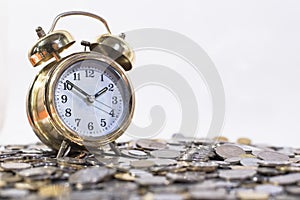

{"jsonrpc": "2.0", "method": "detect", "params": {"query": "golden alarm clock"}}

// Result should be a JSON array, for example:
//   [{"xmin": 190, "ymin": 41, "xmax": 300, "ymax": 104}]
[{"xmin": 26, "ymin": 11, "xmax": 135, "ymax": 157}]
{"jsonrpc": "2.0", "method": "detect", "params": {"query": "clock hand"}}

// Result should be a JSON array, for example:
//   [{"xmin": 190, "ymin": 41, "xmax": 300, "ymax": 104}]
[
  {"xmin": 93, "ymin": 99, "xmax": 114, "ymax": 116},
  {"xmin": 94, "ymin": 99, "xmax": 113, "ymax": 110},
  {"xmin": 94, "ymin": 87, "xmax": 108, "ymax": 98},
  {"xmin": 93, "ymin": 104, "xmax": 112, "ymax": 115},
  {"xmin": 66, "ymin": 80, "xmax": 90, "ymax": 98}
]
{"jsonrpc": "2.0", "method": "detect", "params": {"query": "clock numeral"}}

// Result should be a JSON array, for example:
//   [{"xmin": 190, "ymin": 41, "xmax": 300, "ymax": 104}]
[
  {"xmin": 75, "ymin": 118, "xmax": 81, "ymax": 127},
  {"xmin": 108, "ymin": 83, "xmax": 114, "ymax": 91},
  {"xmin": 73, "ymin": 72, "xmax": 81, "ymax": 81},
  {"xmin": 88, "ymin": 122, "xmax": 94, "ymax": 130},
  {"xmin": 63, "ymin": 82, "xmax": 73, "ymax": 90},
  {"xmin": 65, "ymin": 108, "xmax": 72, "ymax": 117},
  {"xmin": 112, "ymin": 96, "xmax": 118, "ymax": 104},
  {"xmin": 100, "ymin": 74, "xmax": 104, "ymax": 81},
  {"xmin": 109, "ymin": 110, "xmax": 115, "ymax": 117},
  {"xmin": 100, "ymin": 119, "xmax": 106, "ymax": 127},
  {"xmin": 61, "ymin": 95, "xmax": 68, "ymax": 103},
  {"xmin": 85, "ymin": 70, "xmax": 95, "ymax": 78}
]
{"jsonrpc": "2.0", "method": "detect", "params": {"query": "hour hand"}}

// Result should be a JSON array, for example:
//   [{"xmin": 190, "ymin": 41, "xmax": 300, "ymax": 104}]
[{"xmin": 94, "ymin": 87, "xmax": 108, "ymax": 98}]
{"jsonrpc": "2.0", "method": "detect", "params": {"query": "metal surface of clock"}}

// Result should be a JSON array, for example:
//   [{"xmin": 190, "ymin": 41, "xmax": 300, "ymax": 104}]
[{"xmin": 26, "ymin": 11, "xmax": 135, "ymax": 157}]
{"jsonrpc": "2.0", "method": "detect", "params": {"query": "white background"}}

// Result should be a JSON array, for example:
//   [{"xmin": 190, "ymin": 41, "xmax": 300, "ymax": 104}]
[{"xmin": 0, "ymin": 0, "xmax": 300, "ymax": 147}]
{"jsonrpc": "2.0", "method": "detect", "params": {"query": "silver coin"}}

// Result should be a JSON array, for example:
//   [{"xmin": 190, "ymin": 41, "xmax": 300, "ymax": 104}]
[
  {"xmin": 136, "ymin": 139, "xmax": 166, "ymax": 150},
  {"xmin": 148, "ymin": 158, "xmax": 177, "ymax": 166},
  {"xmin": 135, "ymin": 176, "xmax": 169, "ymax": 186},
  {"xmin": 269, "ymin": 173, "xmax": 300, "ymax": 185},
  {"xmin": 150, "ymin": 149, "xmax": 181, "ymax": 159},
  {"xmin": 0, "ymin": 188, "xmax": 29, "ymax": 198},
  {"xmin": 18, "ymin": 166, "xmax": 57, "ymax": 177},
  {"xmin": 240, "ymin": 158, "xmax": 260, "ymax": 167},
  {"xmin": 255, "ymin": 184, "xmax": 283, "ymax": 195},
  {"xmin": 189, "ymin": 188, "xmax": 227, "ymax": 200},
  {"xmin": 1, "ymin": 162, "xmax": 31, "ymax": 170},
  {"xmin": 215, "ymin": 144, "xmax": 246, "ymax": 159},
  {"xmin": 130, "ymin": 160, "xmax": 155, "ymax": 168},
  {"xmin": 151, "ymin": 193, "xmax": 184, "ymax": 200},
  {"xmin": 128, "ymin": 149, "xmax": 148, "ymax": 157},
  {"xmin": 257, "ymin": 151, "xmax": 289, "ymax": 161},
  {"xmin": 224, "ymin": 157, "xmax": 241, "ymax": 164},
  {"xmin": 219, "ymin": 169, "xmax": 256, "ymax": 180},
  {"xmin": 285, "ymin": 186, "xmax": 300, "ymax": 195},
  {"xmin": 166, "ymin": 172, "xmax": 205, "ymax": 183},
  {"xmin": 129, "ymin": 169, "xmax": 153, "ymax": 178},
  {"xmin": 69, "ymin": 167, "xmax": 113, "ymax": 184}
]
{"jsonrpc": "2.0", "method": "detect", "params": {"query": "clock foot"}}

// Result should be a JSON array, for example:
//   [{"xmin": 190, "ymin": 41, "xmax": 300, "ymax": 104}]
[{"xmin": 56, "ymin": 140, "xmax": 71, "ymax": 158}]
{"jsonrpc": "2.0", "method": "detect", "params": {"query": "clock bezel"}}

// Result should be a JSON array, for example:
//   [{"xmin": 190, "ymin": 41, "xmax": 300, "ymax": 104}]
[{"xmin": 45, "ymin": 52, "xmax": 135, "ymax": 147}]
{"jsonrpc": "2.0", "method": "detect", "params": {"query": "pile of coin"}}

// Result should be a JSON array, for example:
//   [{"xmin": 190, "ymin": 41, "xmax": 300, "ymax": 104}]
[{"xmin": 0, "ymin": 134, "xmax": 300, "ymax": 199}]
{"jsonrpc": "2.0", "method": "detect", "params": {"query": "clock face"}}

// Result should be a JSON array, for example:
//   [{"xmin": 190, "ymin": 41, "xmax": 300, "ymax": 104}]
[{"xmin": 53, "ymin": 59, "xmax": 132, "ymax": 139}]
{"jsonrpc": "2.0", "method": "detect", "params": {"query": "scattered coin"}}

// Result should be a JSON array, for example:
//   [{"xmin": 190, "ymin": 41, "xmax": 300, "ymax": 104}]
[
  {"xmin": 150, "ymin": 149, "xmax": 181, "ymax": 159},
  {"xmin": 236, "ymin": 190, "xmax": 269, "ymax": 200},
  {"xmin": 255, "ymin": 184, "xmax": 283, "ymax": 195},
  {"xmin": 69, "ymin": 167, "xmax": 113, "ymax": 184},
  {"xmin": 257, "ymin": 151, "xmax": 289, "ymax": 162},
  {"xmin": 240, "ymin": 158, "xmax": 260, "ymax": 167},
  {"xmin": 136, "ymin": 139, "xmax": 166, "ymax": 150},
  {"xmin": 269, "ymin": 173, "xmax": 300, "ymax": 185},
  {"xmin": 237, "ymin": 137, "xmax": 252, "ymax": 145},
  {"xmin": 135, "ymin": 176, "xmax": 169, "ymax": 186},
  {"xmin": 130, "ymin": 160, "xmax": 155, "ymax": 168},
  {"xmin": 0, "ymin": 137, "xmax": 298, "ymax": 198},
  {"xmin": 215, "ymin": 144, "xmax": 246, "ymax": 159},
  {"xmin": 38, "ymin": 184, "xmax": 70, "ymax": 198},
  {"xmin": 219, "ymin": 169, "xmax": 256, "ymax": 180},
  {"xmin": 0, "ymin": 162, "xmax": 31, "ymax": 170},
  {"xmin": 285, "ymin": 186, "xmax": 300, "ymax": 195}
]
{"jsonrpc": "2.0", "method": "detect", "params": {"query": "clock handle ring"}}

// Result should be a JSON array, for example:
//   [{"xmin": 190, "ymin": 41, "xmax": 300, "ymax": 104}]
[{"xmin": 48, "ymin": 11, "xmax": 111, "ymax": 34}]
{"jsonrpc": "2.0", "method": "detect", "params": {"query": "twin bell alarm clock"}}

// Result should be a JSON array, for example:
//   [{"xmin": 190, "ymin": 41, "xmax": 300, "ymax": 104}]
[{"xmin": 26, "ymin": 11, "xmax": 135, "ymax": 157}]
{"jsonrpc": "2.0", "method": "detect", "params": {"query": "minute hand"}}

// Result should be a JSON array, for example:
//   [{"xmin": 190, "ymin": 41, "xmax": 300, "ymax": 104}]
[
  {"xmin": 66, "ymin": 80, "xmax": 90, "ymax": 97},
  {"xmin": 94, "ymin": 87, "xmax": 108, "ymax": 98}
]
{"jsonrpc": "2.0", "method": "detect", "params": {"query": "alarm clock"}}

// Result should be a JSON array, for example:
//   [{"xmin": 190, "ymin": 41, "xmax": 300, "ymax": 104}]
[{"xmin": 26, "ymin": 11, "xmax": 135, "ymax": 157}]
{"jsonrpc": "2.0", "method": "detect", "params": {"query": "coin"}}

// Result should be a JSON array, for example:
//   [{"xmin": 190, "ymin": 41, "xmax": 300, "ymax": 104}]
[
  {"xmin": 38, "ymin": 184, "xmax": 70, "ymax": 198},
  {"xmin": 189, "ymin": 188, "xmax": 228, "ymax": 200},
  {"xmin": 0, "ymin": 188, "xmax": 29, "ymax": 198},
  {"xmin": 255, "ymin": 184, "xmax": 283, "ymax": 195},
  {"xmin": 215, "ymin": 144, "xmax": 246, "ymax": 159},
  {"xmin": 0, "ymin": 162, "xmax": 31, "ymax": 170},
  {"xmin": 136, "ymin": 139, "xmax": 166, "ymax": 150},
  {"xmin": 269, "ymin": 173, "xmax": 300, "ymax": 185},
  {"xmin": 219, "ymin": 169, "xmax": 256, "ymax": 180},
  {"xmin": 240, "ymin": 158, "xmax": 260, "ymax": 167},
  {"xmin": 236, "ymin": 191, "xmax": 269, "ymax": 200},
  {"xmin": 135, "ymin": 176, "xmax": 169, "ymax": 186},
  {"xmin": 128, "ymin": 149, "xmax": 148, "ymax": 157},
  {"xmin": 150, "ymin": 149, "xmax": 181, "ymax": 159},
  {"xmin": 69, "ymin": 167, "xmax": 113, "ymax": 184},
  {"xmin": 285, "ymin": 186, "xmax": 300, "ymax": 195},
  {"xmin": 237, "ymin": 137, "xmax": 252, "ymax": 145},
  {"xmin": 257, "ymin": 151, "xmax": 289, "ymax": 162},
  {"xmin": 0, "ymin": 136, "xmax": 300, "ymax": 199},
  {"xmin": 130, "ymin": 160, "xmax": 155, "ymax": 168},
  {"xmin": 18, "ymin": 166, "xmax": 58, "ymax": 177}
]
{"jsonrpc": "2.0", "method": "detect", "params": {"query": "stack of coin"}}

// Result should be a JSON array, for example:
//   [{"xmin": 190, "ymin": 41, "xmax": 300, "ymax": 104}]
[{"xmin": 0, "ymin": 135, "xmax": 300, "ymax": 199}]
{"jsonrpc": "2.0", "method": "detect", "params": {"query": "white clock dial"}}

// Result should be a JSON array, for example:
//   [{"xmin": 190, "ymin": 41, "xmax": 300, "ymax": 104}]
[{"xmin": 53, "ymin": 59, "xmax": 130, "ymax": 138}]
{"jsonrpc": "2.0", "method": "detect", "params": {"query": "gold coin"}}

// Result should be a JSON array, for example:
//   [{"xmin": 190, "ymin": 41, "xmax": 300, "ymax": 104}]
[
  {"xmin": 38, "ymin": 184, "xmax": 70, "ymax": 198},
  {"xmin": 0, "ymin": 180, "xmax": 6, "ymax": 188},
  {"xmin": 114, "ymin": 173, "xmax": 135, "ymax": 181},
  {"xmin": 239, "ymin": 154, "xmax": 256, "ymax": 158},
  {"xmin": 237, "ymin": 137, "xmax": 252, "ymax": 145},
  {"xmin": 237, "ymin": 191, "xmax": 269, "ymax": 200},
  {"xmin": 213, "ymin": 136, "xmax": 229, "ymax": 142}
]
